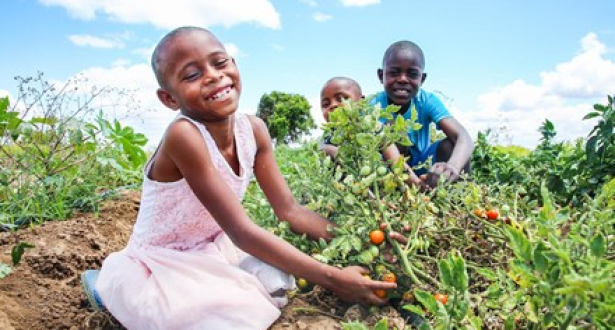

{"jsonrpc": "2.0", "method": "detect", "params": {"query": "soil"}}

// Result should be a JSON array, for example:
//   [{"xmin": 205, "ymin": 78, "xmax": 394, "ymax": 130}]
[{"xmin": 0, "ymin": 190, "xmax": 407, "ymax": 330}]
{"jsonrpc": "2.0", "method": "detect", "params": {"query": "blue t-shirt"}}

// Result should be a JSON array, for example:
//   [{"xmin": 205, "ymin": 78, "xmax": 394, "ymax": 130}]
[{"xmin": 371, "ymin": 90, "xmax": 451, "ymax": 159}]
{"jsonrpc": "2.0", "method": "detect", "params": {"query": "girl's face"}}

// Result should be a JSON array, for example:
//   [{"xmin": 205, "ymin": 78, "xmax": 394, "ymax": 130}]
[
  {"xmin": 157, "ymin": 30, "xmax": 241, "ymax": 122},
  {"xmin": 320, "ymin": 80, "xmax": 362, "ymax": 122},
  {"xmin": 378, "ymin": 49, "xmax": 426, "ymax": 107}
]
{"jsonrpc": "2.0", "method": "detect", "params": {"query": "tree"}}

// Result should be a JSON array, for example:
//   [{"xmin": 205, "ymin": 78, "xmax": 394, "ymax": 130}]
[{"xmin": 256, "ymin": 91, "xmax": 316, "ymax": 144}]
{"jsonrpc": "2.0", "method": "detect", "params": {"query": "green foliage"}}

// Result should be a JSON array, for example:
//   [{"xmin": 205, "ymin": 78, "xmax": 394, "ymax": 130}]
[
  {"xmin": 472, "ymin": 95, "xmax": 615, "ymax": 206},
  {"xmin": 256, "ymin": 91, "xmax": 316, "ymax": 144},
  {"xmin": 244, "ymin": 97, "xmax": 614, "ymax": 329},
  {"xmin": 0, "ymin": 73, "xmax": 148, "ymax": 228}
]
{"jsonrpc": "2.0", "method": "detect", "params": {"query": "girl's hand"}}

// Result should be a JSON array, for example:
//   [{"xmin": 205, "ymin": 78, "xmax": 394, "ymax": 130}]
[{"xmin": 328, "ymin": 266, "xmax": 397, "ymax": 305}]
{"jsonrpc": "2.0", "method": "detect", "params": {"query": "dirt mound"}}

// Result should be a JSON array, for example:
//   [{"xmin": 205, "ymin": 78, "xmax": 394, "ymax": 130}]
[{"xmin": 1, "ymin": 191, "xmax": 398, "ymax": 330}]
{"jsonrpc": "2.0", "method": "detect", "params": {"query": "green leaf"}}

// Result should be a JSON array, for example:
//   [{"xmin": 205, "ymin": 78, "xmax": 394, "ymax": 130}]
[
  {"xmin": 0, "ymin": 263, "xmax": 12, "ymax": 279},
  {"xmin": 506, "ymin": 227, "xmax": 532, "ymax": 262},
  {"xmin": 402, "ymin": 304, "xmax": 425, "ymax": 317},
  {"xmin": 0, "ymin": 96, "xmax": 9, "ymax": 111},
  {"xmin": 532, "ymin": 242, "xmax": 549, "ymax": 273},
  {"xmin": 438, "ymin": 259, "xmax": 453, "ymax": 288},
  {"xmin": 452, "ymin": 255, "xmax": 469, "ymax": 292},
  {"xmin": 373, "ymin": 318, "xmax": 388, "ymax": 330},
  {"xmin": 341, "ymin": 321, "xmax": 369, "ymax": 330},
  {"xmin": 415, "ymin": 289, "xmax": 438, "ymax": 312},
  {"xmin": 590, "ymin": 233, "xmax": 606, "ymax": 258},
  {"xmin": 11, "ymin": 242, "xmax": 35, "ymax": 266},
  {"xmin": 475, "ymin": 267, "xmax": 497, "ymax": 281},
  {"xmin": 583, "ymin": 111, "xmax": 601, "ymax": 120},
  {"xmin": 504, "ymin": 314, "xmax": 515, "ymax": 330}
]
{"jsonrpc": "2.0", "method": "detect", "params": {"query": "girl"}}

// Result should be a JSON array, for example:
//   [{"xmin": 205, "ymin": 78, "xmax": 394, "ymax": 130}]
[{"xmin": 87, "ymin": 27, "xmax": 396, "ymax": 330}]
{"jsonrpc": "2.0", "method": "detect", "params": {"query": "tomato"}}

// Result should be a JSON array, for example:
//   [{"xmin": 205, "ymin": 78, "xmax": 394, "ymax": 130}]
[
  {"xmin": 373, "ymin": 289, "xmax": 387, "ymax": 299},
  {"xmin": 382, "ymin": 272, "xmax": 396, "ymax": 283},
  {"xmin": 360, "ymin": 165, "xmax": 372, "ymax": 177},
  {"xmin": 402, "ymin": 291, "xmax": 415, "ymax": 302},
  {"xmin": 369, "ymin": 230, "xmax": 385, "ymax": 245},
  {"xmin": 297, "ymin": 278, "xmax": 310, "ymax": 291},
  {"xmin": 434, "ymin": 293, "xmax": 448, "ymax": 305},
  {"xmin": 474, "ymin": 208, "xmax": 486, "ymax": 218},
  {"xmin": 376, "ymin": 166, "xmax": 387, "ymax": 176},
  {"xmin": 375, "ymin": 264, "xmax": 388, "ymax": 275},
  {"xmin": 403, "ymin": 223, "xmax": 411, "ymax": 232},
  {"xmin": 369, "ymin": 245, "xmax": 380, "ymax": 257},
  {"xmin": 486, "ymin": 209, "xmax": 499, "ymax": 220}
]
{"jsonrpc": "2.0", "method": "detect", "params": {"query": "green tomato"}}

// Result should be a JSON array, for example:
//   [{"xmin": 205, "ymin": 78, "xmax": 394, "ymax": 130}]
[
  {"xmin": 376, "ymin": 166, "xmax": 387, "ymax": 176},
  {"xmin": 369, "ymin": 245, "xmax": 380, "ymax": 257},
  {"xmin": 360, "ymin": 165, "xmax": 372, "ymax": 177}
]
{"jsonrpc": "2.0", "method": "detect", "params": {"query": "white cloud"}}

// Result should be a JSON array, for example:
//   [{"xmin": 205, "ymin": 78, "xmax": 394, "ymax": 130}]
[
  {"xmin": 312, "ymin": 12, "xmax": 332, "ymax": 22},
  {"xmin": 68, "ymin": 34, "xmax": 124, "ymax": 48},
  {"xmin": 299, "ymin": 0, "xmax": 318, "ymax": 7},
  {"xmin": 39, "ymin": 0, "xmax": 281, "ymax": 30},
  {"xmin": 338, "ymin": 0, "xmax": 380, "ymax": 7},
  {"xmin": 224, "ymin": 43, "xmax": 242, "ymax": 58},
  {"xmin": 461, "ymin": 32, "xmax": 613, "ymax": 148}
]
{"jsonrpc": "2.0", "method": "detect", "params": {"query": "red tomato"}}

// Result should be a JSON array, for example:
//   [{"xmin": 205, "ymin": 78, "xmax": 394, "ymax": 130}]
[
  {"xmin": 486, "ymin": 209, "xmax": 499, "ymax": 220},
  {"xmin": 374, "ymin": 289, "xmax": 387, "ymax": 299},
  {"xmin": 434, "ymin": 293, "xmax": 448, "ymax": 305}
]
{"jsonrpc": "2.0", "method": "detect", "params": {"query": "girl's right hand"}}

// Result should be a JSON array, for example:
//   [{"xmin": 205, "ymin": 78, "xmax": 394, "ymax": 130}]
[{"xmin": 328, "ymin": 266, "xmax": 396, "ymax": 305}]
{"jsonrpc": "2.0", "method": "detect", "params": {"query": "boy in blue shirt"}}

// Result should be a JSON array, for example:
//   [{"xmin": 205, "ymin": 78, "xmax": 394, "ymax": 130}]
[{"xmin": 372, "ymin": 40, "xmax": 474, "ymax": 188}]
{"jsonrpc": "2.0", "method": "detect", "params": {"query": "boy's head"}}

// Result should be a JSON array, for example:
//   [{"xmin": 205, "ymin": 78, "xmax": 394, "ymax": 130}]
[
  {"xmin": 377, "ymin": 40, "xmax": 426, "ymax": 107},
  {"xmin": 320, "ymin": 77, "xmax": 363, "ymax": 122},
  {"xmin": 151, "ymin": 26, "xmax": 241, "ymax": 118}
]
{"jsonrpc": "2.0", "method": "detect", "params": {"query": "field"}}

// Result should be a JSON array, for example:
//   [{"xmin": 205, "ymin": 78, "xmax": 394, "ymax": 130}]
[{"xmin": 0, "ymin": 78, "xmax": 613, "ymax": 329}]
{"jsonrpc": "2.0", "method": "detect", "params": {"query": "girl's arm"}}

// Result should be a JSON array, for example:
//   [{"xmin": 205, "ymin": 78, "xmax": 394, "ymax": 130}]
[
  {"xmin": 249, "ymin": 116, "xmax": 333, "ymax": 241},
  {"xmin": 162, "ymin": 118, "xmax": 395, "ymax": 305}
]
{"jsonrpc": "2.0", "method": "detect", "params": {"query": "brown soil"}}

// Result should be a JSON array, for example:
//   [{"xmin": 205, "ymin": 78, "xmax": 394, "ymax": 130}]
[{"xmin": 0, "ymin": 190, "xmax": 407, "ymax": 330}]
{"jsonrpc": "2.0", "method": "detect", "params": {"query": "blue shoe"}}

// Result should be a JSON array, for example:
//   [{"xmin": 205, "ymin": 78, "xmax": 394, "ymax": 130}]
[{"xmin": 81, "ymin": 269, "xmax": 106, "ymax": 311}]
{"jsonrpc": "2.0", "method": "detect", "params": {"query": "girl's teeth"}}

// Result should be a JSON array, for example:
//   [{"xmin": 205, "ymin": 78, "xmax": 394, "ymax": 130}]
[{"xmin": 208, "ymin": 87, "xmax": 231, "ymax": 100}]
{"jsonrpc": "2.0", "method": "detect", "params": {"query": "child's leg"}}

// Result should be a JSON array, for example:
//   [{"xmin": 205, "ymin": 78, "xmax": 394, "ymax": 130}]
[{"xmin": 435, "ymin": 138, "xmax": 471, "ymax": 175}]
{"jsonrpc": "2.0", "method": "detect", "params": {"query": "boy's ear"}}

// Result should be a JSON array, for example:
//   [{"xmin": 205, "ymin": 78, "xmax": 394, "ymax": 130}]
[
  {"xmin": 377, "ymin": 69, "xmax": 384, "ymax": 83},
  {"xmin": 156, "ymin": 88, "xmax": 180, "ymax": 110},
  {"xmin": 421, "ymin": 72, "xmax": 427, "ymax": 84}
]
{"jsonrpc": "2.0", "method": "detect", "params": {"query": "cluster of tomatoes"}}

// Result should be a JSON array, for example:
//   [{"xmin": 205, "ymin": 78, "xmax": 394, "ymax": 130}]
[{"xmin": 473, "ymin": 208, "xmax": 499, "ymax": 220}]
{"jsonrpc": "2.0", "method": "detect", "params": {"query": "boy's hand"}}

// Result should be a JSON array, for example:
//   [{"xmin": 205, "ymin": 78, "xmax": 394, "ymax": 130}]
[{"xmin": 424, "ymin": 162, "xmax": 460, "ymax": 187}]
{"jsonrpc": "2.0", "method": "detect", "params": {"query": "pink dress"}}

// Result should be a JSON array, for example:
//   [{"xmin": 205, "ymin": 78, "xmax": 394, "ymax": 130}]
[{"xmin": 97, "ymin": 113, "xmax": 295, "ymax": 330}]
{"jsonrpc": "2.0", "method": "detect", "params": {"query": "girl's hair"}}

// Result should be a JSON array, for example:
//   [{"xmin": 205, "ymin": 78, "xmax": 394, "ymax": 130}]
[{"xmin": 150, "ymin": 26, "xmax": 213, "ymax": 87}]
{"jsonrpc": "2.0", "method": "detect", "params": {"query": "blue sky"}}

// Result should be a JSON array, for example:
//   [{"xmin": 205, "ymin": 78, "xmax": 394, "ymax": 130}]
[{"xmin": 2, "ymin": 0, "xmax": 614, "ymax": 148}]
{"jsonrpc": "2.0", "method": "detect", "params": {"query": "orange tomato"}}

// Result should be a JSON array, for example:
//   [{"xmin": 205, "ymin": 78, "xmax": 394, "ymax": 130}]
[
  {"xmin": 474, "ymin": 208, "xmax": 486, "ymax": 218},
  {"xmin": 369, "ymin": 230, "xmax": 385, "ymax": 245},
  {"xmin": 374, "ymin": 289, "xmax": 387, "ymax": 299},
  {"xmin": 382, "ymin": 272, "xmax": 397, "ymax": 283},
  {"xmin": 486, "ymin": 209, "xmax": 499, "ymax": 220},
  {"xmin": 434, "ymin": 293, "xmax": 448, "ymax": 305}
]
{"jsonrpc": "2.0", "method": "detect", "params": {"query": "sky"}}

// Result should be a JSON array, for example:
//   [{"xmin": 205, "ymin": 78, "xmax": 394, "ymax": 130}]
[{"xmin": 1, "ymin": 0, "xmax": 614, "ymax": 149}]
